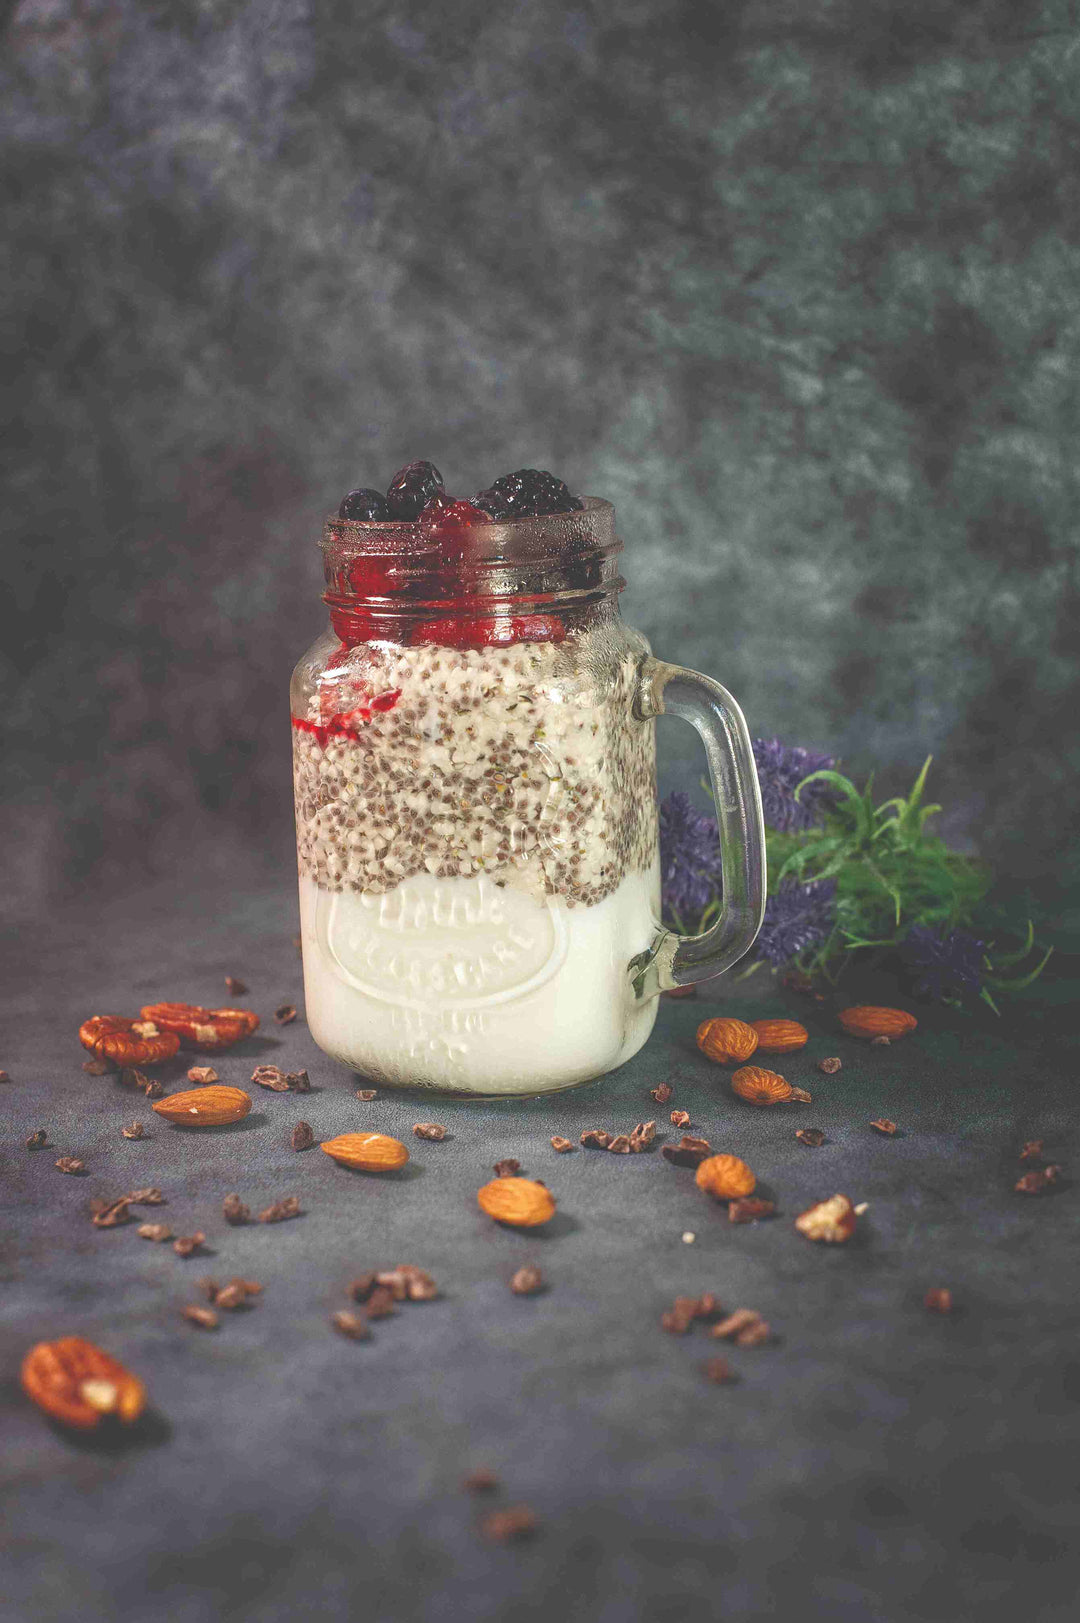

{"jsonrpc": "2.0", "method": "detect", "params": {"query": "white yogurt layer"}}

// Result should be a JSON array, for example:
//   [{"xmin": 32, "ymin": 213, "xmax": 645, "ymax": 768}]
[{"xmin": 298, "ymin": 862, "xmax": 660, "ymax": 1094}]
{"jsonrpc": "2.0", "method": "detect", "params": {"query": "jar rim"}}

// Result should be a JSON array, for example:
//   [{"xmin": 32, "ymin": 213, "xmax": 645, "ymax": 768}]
[{"xmin": 320, "ymin": 495, "xmax": 617, "ymax": 569}]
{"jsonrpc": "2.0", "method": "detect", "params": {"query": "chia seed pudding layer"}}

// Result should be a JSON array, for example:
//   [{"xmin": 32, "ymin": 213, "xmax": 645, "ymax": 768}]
[{"xmin": 292, "ymin": 634, "xmax": 657, "ymax": 908}]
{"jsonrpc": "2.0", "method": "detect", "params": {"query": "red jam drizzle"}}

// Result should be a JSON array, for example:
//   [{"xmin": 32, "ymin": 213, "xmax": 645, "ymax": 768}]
[{"xmin": 292, "ymin": 689, "xmax": 401, "ymax": 749}]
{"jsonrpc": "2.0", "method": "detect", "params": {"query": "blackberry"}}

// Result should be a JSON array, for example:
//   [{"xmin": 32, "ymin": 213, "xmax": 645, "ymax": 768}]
[
  {"xmin": 339, "ymin": 488, "xmax": 392, "ymax": 521},
  {"xmin": 386, "ymin": 460, "xmax": 444, "ymax": 519},
  {"xmin": 473, "ymin": 469, "xmax": 584, "ymax": 520}
]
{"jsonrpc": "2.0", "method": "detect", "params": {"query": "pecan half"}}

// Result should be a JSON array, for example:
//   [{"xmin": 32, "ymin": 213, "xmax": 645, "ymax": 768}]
[{"xmin": 21, "ymin": 1337, "xmax": 147, "ymax": 1429}]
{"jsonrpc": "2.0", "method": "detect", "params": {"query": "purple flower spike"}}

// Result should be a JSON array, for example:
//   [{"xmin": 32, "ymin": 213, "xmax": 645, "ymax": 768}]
[
  {"xmin": 901, "ymin": 925, "xmax": 984, "ymax": 1001},
  {"xmin": 754, "ymin": 879, "xmax": 837, "ymax": 967},
  {"xmin": 753, "ymin": 738, "xmax": 838, "ymax": 832},
  {"xmin": 659, "ymin": 792, "xmax": 723, "ymax": 927}
]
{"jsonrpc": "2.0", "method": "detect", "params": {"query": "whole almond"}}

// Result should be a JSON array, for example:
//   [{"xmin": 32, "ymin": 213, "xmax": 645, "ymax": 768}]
[
  {"xmin": 152, "ymin": 1086, "xmax": 251, "ymax": 1127},
  {"xmin": 696, "ymin": 1017, "xmax": 759, "ymax": 1066},
  {"xmin": 749, "ymin": 1018, "xmax": 809, "ymax": 1054},
  {"xmin": 838, "ymin": 1005, "xmax": 917, "ymax": 1040},
  {"xmin": 320, "ymin": 1132, "xmax": 409, "ymax": 1172},
  {"xmin": 21, "ymin": 1336, "xmax": 146, "ymax": 1430},
  {"xmin": 477, "ymin": 1177, "xmax": 556, "ymax": 1228},
  {"xmin": 695, "ymin": 1154, "xmax": 756, "ymax": 1201},
  {"xmin": 731, "ymin": 1066, "xmax": 793, "ymax": 1106}
]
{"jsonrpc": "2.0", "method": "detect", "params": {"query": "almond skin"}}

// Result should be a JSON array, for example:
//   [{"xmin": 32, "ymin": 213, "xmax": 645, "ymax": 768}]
[
  {"xmin": 838, "ymin": 1005, "xmax": 917, "ymax": 1040},
  {"xmin": 749, "ymin": 1018, "xmax": 809, "ymax": 1055},
  {"xmin": 21, "ymin": 1336, "xmax": 146, "ymax": 1430},
  {"xmin": 695, "ymin": 1154, "xmax": 756, "ymax": 1201},
  {"xmin": 320, "ymin": 1132, "xmax": 409, "ymax": 1172},
  {"xmin": 731, "ymin": 1066, "xmax": 793, "ymax": 1106},
  {"xmin": 477, "ymin": 1177, "xmax": 556, "ymax": 1228},
  {"xmin": 696, "ymin": 1017, "xmax": 759, "ymax": 1066},
  {"xmin": 152, "ymin": 1086, "xmax": 252, "ymax": 1127}
]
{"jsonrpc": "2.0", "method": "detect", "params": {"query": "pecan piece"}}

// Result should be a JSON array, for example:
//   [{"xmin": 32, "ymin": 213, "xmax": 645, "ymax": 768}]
[
  {"xmin": 795, "ymin": 1193, "xmax": 857, "ymax": 1243},
  {"xmin": 607, "ymin": 1134, "xmax": 632, "ymax": 1154},
  {"xmin": 817, "ymin": 1056, "xmax": 842, "ymax": 1074},
  {"xmin": 90, "ymin": 1197, "xmax": 131, "ymax": 1228},
  {"xmin": 628, "ymin": 1120, "xmax": 656, "ymax": 1152},
  {"xmin": 121, "ymin": 1122, "xmax": 145, "ymax": 1140},
  {"xmin": 870, "ymin": 1118, "xmax": 898, "ymax": 1136},
  {"xmin": 251, "ymin": 1065, "xmax": 290, "ymax": 1092},
  {"xmin": 795, "ymin": 1128, "xmax": 826, "ymax": 1148},
  {"xmin": 670, "ymin": 1109, "xmax": 691, "ymax": 1129},
  {"xmin": 54, "ymin": 1157, "xmax": 84, "ymax": 1175},
  {"xmin": 137, "ymin": 1223, "xmax": 172, "ymax": 1242},
  {"xmin": 79, "ymin": 1015, "xmax": 180, "ymax": 1068},
  {"xmin": 173, "ymin": 1233, "xmax": 206, "ymax": 1257},
  {"xmin": 1015, "ymin": 1166, "xmax": 1061, "ymax": 1195},
  {"xmin": 550, "ymin": 1136, "xmax": 574, "ymax": 1153},
  {"xmin": 413, "ymin": 1122, "xmax": 447, "ymax": 1141},
  {"xmin": 579, "ymin": 1131, "xmax": 611, "ymax": 1150}
]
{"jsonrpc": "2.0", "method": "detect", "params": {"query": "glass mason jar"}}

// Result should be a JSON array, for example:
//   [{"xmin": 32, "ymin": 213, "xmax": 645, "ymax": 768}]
[{"xmin": 291, "ymin": 497, "xmax": 765, "ymax": 1095}]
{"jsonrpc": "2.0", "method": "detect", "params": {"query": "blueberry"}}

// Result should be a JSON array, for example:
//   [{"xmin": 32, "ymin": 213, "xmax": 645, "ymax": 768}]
[
  {"xmin": 339, "ymin": 488, "xmax": 393, "ymax": 521},
  {"xmin": 473, "ymin": 469, "xmax": 584, "ymax": 520},
  {"xmin": 386, "ymin": 460, "xmax": 444, "ymax": 520}
]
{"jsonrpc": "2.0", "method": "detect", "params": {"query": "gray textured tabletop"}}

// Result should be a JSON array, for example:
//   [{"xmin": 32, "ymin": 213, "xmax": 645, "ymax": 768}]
[{"xmin": 2, "ymin": 881, "xmax": 1077, "ymax": 1623}]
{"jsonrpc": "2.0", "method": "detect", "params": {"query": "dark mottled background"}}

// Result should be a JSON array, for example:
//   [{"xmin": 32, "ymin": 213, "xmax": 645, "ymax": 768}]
[{"xmin": 2, "ymin": 0, "xmax": 1079, "ymax": 938}]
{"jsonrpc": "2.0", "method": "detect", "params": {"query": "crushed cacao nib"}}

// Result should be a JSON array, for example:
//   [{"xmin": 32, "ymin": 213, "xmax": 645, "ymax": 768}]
[
  {"xmin": 924, "ymin": 1288, "xmax": 953, "ymax": 1313},
  {"xmin": 650, "ymin": 1082, "xmax": 673, "ymax": 1104},
  {"xmin": 258, "ymin": 1195, "xmax": 302, "ymax": 1223},
  {"xmin": 355, "ymin": 1088, "xmax": 377, "ymax": 1100},
  {"xmin": 121, "ymin": 1068, "xmax": 149, "ymax": 1091},
  {"xmin": 121, "ymin": 1122, "xmax": 145, "ymax": 1140},
  {"xmin": 728, "ymin": 1198, "xmax": 777, "ymax": 1224},
  {"xmin": 137, "ymin": 1223, "xmax": 172, "ymax": 1241},
  {"xmin": 251, "ymin": 1065, "xmax": 290, "ymax": 1092},
  {"xmin": 274, "ymin": 1004, "xmax": 297, "ymax": 1025},
  {"xmin": 871, "ymin": 1035, "xmax": 891, "ymax": 1047},
  {"xmin": 463, "ymin": 1468, "xmax": 499, "ymax": 1493},
  {"xmin": 1015, "ymin": 1166, "xmax": 1061, "ymax": 1195},
  {"xmin": 287, "ymin": 1070, "xmax": 312, "ymax": 1093},
  {"xmin": 291, "ymin": 1121, "xmax": 315, "ymax": 1151},
  {"xmin": 795, "ymin": 1128, "xmax": 826, "ymax": 1148},
  {"xmin": 332, "ymin": 1309, "xmax": 370, "ymax": 1341},
  {"xmin": 223, "ymin": 1193, "xmax": 250, "ymax": 1225},
  {"xmin": 83, "ymin": 1059, "xmax": 110, "ymax": 1075},
  {"xmin": 414, "ymin": 1123, "xmax": 447, "ymax": 1141},
  {"xmin": 188, "ymin": 1065, "xmax": 219, "ymax": 1084},
  {"xmin": 870, "ymin": 1119, "xmax": 898, "ymax": 1136},
  {"xmin": 628, "ymin": 1120, "xmax": 656, "ymax": 1152},
  {"xmin": 818, "ymin": 1057, "xmax": 842, "ymax": 1074},
  {"xmin": 661, "ymin": 1306, "xmax": 693, "ymax": 1335},
  {"xmin": 365, "ymin": 1286, "xmax": 396, "ymax": 1319},
  {"xmin": 661, "ymin": 1135, "xmax": 712, "ymax": 1168},
  {"xmin": 550, "ymin": 1136, "xmax": 574, "ymax": 1153},
  {"xmin": 378, "ymin": 1265, "xmax": 438, "ymax": 1301},
  {"xmin": 1019, "ymin": 1140, "xmax": 1044, "ymax": 1162},
  {"xmin": 493, "ymin": 1157, "xmax": 521, "ymax": 1176},
  {"xmin": 197, "ymin": 1276, "xmax": 221, "ymax": 1301},
  {"xmin": 26, "ymin": 1129, "xmax": 48, "ymax": 1150},
  {"xmin": 90, "ymin": 1198, "xmax": 131, "ymax": 1228},
  {"xmin": 214, "ymin": 1282, "xmax": 251, "ymax": 1311},
  {"xmin": 702, "ymin": 1356, "xmax": 736, "ymax": 1384},
  {"xmin": 143, "ymin": 1078, "xmax": 165, "ymax": 1099},
  {"xmin": 670, "ymin": 1109, "xmax": 691, "ymax": 1129},
  {"xmin": 510, "ymin": 1266, "xmax": 544, "ymax": 1295},
  {"xmin": 183, "ymin": 1305, "xmax": 219, "ymax": 1330},
  {"xmin": 481, "ymin": 1505, "xmax": 538, "ymax": 1542},
  {"xmin": 225, "ymin": 976, "xmax": 248, "ymax": 996},
  {"xmin": 54, "ymin": 1157, "xmax": 85, "ymax": 1174},
  {"xmin": 608, "ymin": 1134, "xmax": 632, "ymax": 1155},
  {"xmin": 790, "ymin": 1086, "xmax": 812, "ymax": 1103},
  {"xmin": 711, "ymin": 1308, "xmax": 770, "ymax": 1346},
  {"xmin": 127, "ymin": 1187, "xmax": 164, "ymax": 1205},
  {"xmin": 692, "ymin": 1293, "xmax": 721, "ymax": 1319},
  {"xmin": 173, "ymin": 1232, "xmax": 206, "ymax": 1257},
  {"xmin": 350, "ymin": 1272, "xmax": 378, "ymax": 1302},
  {"xmin": 579, "ymin": 1131, "xmax": 611, "ymax": 1150}
]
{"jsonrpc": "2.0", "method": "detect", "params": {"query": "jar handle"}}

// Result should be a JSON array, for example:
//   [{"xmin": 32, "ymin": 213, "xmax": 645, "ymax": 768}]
[{"xmin": 629, "ymin": 657, "xmax": 766, "ymax": 999}]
